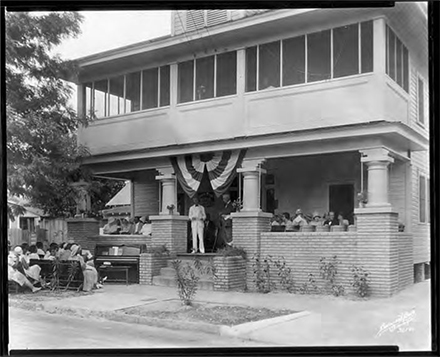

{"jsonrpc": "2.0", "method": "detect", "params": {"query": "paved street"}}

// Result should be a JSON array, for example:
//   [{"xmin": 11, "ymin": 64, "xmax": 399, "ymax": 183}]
[{"xmin": 8, "ymin": 307, "xmax": 269, "ymax": 351}]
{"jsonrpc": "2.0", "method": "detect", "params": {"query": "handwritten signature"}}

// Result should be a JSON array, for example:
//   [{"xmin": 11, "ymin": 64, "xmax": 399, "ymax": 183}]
[{"xmin": 376, "ymin": 309, "xmax": 416, "ymax": 337}]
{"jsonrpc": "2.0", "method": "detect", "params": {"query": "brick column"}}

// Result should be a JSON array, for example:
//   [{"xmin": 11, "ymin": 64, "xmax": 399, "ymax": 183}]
[
  {"xmin": 66, "ymin": 218, "xmax": 100, "ymax": 251},
  {"xmin": 232, "ymin": 211, "xmax": 272, "ymax": 290},
  {"xmin": 149, "ymin": 215, "xmax": 189, "ymax": 255},
  {"xmin": 354, "ymin": 207, "xmax": 399, "ymax": 297}
]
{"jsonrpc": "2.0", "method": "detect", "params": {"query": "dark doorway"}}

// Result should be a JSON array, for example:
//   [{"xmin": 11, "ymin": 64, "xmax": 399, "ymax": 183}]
[{"xmin": 329, "ymin": 184, "xmax": 355, "ymax": 224}]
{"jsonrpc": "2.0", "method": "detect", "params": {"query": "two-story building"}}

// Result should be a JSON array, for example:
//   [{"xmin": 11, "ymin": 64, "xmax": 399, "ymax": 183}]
[{"xmin": 68, "ymin": 5, "xmax": 430, "ymax": 296}]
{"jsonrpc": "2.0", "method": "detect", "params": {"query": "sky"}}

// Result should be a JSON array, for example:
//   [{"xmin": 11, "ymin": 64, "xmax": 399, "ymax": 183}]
[{"xmin": 55, "ymin": 11, "xmax": 172, "ymax": 60}]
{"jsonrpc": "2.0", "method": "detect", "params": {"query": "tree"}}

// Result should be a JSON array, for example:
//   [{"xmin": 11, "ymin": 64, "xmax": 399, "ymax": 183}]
[{"xmin": 6, "ymin": 11, "xmax": 121, "ymax": 217}]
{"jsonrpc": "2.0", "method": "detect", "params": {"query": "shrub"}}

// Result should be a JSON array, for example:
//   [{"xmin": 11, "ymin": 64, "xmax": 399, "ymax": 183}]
[
  {"xmin": 299, "ymin": 273, "xmax": 319, "ymax": 295},
  {"xmin": 271, "ymin": 256, "xmax": 295, "ymax": 292},
  {"xmin": 172, "ymin": 259, "xmax": 199, "ymax": 306},
  {"xmin": 216, "ymin": 246, "xmax": 247, "ymax": 260},
  {"xmin": 319, "ymin": 255, "xmax": 345, "ymax": 296},
  {"xmin": 252, "ymin": 254, "xmax": 274, "ymax": 293},
  {"xmin": 351, "ymin": 266, "xmax": 370, "ymax": 297}
]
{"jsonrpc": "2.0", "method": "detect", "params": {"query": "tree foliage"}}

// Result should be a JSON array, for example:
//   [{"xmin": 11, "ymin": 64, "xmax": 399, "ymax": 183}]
[{"xmin": 6, "ymin": 11, "xmax": 121, "ymax": 217}]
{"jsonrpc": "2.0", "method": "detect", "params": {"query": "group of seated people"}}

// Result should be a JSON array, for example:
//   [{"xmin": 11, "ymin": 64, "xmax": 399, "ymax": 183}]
[
  {"xmin": 102, "ymin": 216, "xmax": 152, "ymax": 236},
  {"xmin": 7, "ymin": 241, "xmax": 102, "ymax": 294},
  {"xmin": 271, "ymin": 209, "xmax": 350, "ymax": 231}
]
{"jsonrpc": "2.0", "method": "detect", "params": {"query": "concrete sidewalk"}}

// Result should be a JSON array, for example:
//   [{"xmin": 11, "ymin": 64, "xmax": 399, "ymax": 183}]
[{"xmin": 9, "ymin": 280, "xmax": 431, "ymax": 351}]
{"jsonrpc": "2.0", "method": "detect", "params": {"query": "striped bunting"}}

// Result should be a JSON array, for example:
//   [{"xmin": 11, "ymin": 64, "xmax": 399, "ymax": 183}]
[{"xmin": 170, "ymin": 150, "xmax": 246, "ymax": 198}]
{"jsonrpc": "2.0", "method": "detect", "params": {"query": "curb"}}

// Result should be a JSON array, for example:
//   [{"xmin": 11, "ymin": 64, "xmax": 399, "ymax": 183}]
[
  {"xmin": 219, "ymin": 311, "xmax": 311, "ymax": 337},
  {"xmin": 9, "ymin": 298, "xmax": 308, "ymax": 339}
]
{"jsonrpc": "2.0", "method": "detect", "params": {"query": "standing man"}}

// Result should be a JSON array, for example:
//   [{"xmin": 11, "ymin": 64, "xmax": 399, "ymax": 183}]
[
  {"xmin": 219, "ymin": 193, "xmax": 235, "ymax": 247},
  {"xmin": 189, "ymin": 196, "xmax": 206, "ymax": 254}
]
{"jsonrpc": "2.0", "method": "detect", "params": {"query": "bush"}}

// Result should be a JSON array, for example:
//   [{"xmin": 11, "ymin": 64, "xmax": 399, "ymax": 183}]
[
  {"xmin": 351, "ymin": 266, "xmax": 370, "ymax": 297},
  {"xmin": 172, "ymin": 259, "xmax": 199, "ymax": 306},
  {"xmin": 149, "ymin": 244, "xmax": 170, "ymax": 257},
  {"xmin": 216, "ymin": 246, "xmax": 247, "ymax": 260},
  {"xmin": 319, "ymin": 255, "xmax": 345, "ymax": 297}
]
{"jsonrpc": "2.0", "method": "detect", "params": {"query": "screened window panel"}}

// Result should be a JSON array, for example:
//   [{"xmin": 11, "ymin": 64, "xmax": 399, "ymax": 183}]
[
  {"xmin": 178, "ymin": 60, "xmax": 194, "ymax": 103},
  {"xmin": 94, "ymin": 80, "xmax": 108, "ymax": 118},
  {"xmin": 84, "ymin": 83, "xmax": 93, "ymax": 117},
  {"xmin": 216, "ymin": 51, "xmax": 237, "ymax": 97},
  {"xmin": 109, "ymin": 75, "xmax": 125, "ymax": 116},
  {"xmin": 396, "ymin": 37, "xmax": 403, "ymax": 86},
  {"xmin": 419, "ymin": 175, "xmax": 426, "ymax": 222},
  {"xmin": 388, "ymin": 28, "xmax": 395, "ymax": 80},
  {"xmin": 307, "ymin": 30, "xmax": 331, "ymax": 82},
  {"xmin": 418, "ymin": 78, "xmax": 424, "ymax": 125},
  {"xmin": 385, "ymin": 26, "xmax": 389, "ymax": 75},
  {"xmin": 333, "ymin": 23, "xmax": 359, "ymax": 78},
  {"xmin": 245, "ymin": 46, "xmax": 257, "ymax": 92},
  {"xmin": 427, "ymin": 178, "xmax": 430, "ymax": 223},
  {"xmin": 142, "ymin": 68, "xmax": 158, "ymax": 110},
  {"xmin": 403, "ymin": 47, "xmax": 409, "ymax": 92},
  {"xmin": 125, "ymin": 72, "xmax": 141, "ymax": 113},
  {"xmin": 282, "ymin": 35, "xmax": 305, "ymax": 86},
  {"xmin": 259, "ymin": 41, "xmax": 280, "ymax": 90},
  {"xmin": 361, "ymin": 21, "xmax": 373, "ymax": 73},
  {"xmin": 196, "ymin": 56, "xmax": 214, "ymax": 100},
  {"xmin": 160, "ymin": 66, "xmax": 170, "ymax": 107}
]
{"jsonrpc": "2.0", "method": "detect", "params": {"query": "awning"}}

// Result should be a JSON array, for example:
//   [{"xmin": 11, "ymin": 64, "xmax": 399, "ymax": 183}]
[{"xmin": 106, "ymin": 181, "xmax": 132, "ymax": 206}]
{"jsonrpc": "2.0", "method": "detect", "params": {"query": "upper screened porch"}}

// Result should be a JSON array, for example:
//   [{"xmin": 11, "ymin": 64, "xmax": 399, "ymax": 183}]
[{"xmin": 73, "ymin": 5, "xmax": 428, "ymax": 160}]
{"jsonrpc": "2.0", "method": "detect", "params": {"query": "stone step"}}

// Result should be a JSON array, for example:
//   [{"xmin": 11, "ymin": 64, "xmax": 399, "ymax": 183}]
[{"xmin": 152, "ymin": 275, "xmax": 214, "ymax": 291}]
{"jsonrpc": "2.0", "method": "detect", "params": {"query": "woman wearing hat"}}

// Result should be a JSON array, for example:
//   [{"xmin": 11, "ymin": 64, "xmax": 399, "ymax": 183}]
[
  {"xmin": 292, "ymin": 209, "xmax": 308, "ymax": 231},
  {"xmin": 310, "ymin": 212, "xmax": 323, "ymax": 227},
  {"xmin": 8, "ymin": 247, "xmax": 42, "ymax": 293},
  {"xmin": 69, "ymin": 244, "xmax": 100, "ymax": 291}
]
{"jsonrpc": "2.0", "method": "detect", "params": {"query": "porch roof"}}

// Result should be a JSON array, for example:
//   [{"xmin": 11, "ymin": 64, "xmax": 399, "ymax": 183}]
[{"xmin": 83, "ymin": 120, "xmax": 428, "ymax": 178}]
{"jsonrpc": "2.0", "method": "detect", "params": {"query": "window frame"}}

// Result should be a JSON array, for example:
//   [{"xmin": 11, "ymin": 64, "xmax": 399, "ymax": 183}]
[
  {"xmin": 385, "ymin": 24, "xmax": 410, "ymax": 94},
  {"xmin": 245, "ymin": 20, "xmax": 374, "ymax": 93},
  {"xmin": 177, "ymin": 50, "xmax": 238, "ymax": 104},
  {"xmin": 83, "ymin": 64, "xmax": 171, "ymax": 119}
]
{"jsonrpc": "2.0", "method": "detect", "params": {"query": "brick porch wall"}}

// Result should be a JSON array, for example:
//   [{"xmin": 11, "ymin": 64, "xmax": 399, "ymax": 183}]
[
  {"xmin": 150, "ymin": 216, "xmax": 188, "ymax": 254},
  {"xmin": 260, "ymin": 232, "xmax": 358, "ymax": 292},
  {"xmin": 398, "ymin": 233, "xmax": 413, "ymax": 290},
  {"xmin": 139, "ymin": 253, "xmax": 168, "ymax": 285},
  {"xmin": 66, "ymin": 219, "xmax": 99, "ymax": 251},
  {"xmin": 213, "ymin": 256, "xmax": 246, "ymax": 291}
]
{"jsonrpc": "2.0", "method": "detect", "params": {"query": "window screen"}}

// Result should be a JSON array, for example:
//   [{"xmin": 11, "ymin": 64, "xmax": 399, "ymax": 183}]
[
  {"xmin": 307, "ymin": 30, "xmax": 331, "ymax": 82},
  {"xmin": 419, "ymin": 175, "xmax": 426, "ymax": 222},
  {"xmin": 125, "ymin": 72, "xmax": 141, "ymax": 113},
  {"xmin": 361, "ymin": 21, "xmax": 373, "ymax": 73},
  {"xmin": 84, "ymin": 83, "xmax": 93, "ymax": 117},
  {"xmin": 418, "ymin": 78, "xmax": 424, "ymax": 125},
  {"xmin": 388, "ymin": 27, "xmax": 395, "ymax": 80},
  {"xmin": 94, "ymin": 80, "xmax": 108, "ymax": 118},
  {"xmin": 142, "ymin": 68, "xmax": 158, "ymax": 110},
  {"xmin": 333, "ymin": 23, "xmax": 359, "ymax": 78},
  {"xmin": 216, "ymin": 51, "xmax": 237, "ymax": 97},
  {"xmin": 282, "ymin": 35, "xmax": 305, "ymax": 86},
  {"xmin": 178, "ymin": 60, "xmax": 194, "ymax": 103},
  {"xmin": 245, "ymin": 46, "xmax": 257, "ymax": 92},
  {"xmin": 109, "ymin": 75, "xmax": 125, "ymax": 116},
  {"xmin": 402, "ymin": 47, "xmax": 409, "ymax": 92},
  {"xmin": 396, "ymin": 37, "xmax": 403, "ymax": 86},
  {"xmin": 196, "ymin": 55, "xmax": 214, "ymax": 100},
  {"xmin": 259, "ymin": 41, "xmax": 280, "ymax": 90},
  {"xmin": 160, "ymin": 66, "xmax": 170, "ymax": 107}
]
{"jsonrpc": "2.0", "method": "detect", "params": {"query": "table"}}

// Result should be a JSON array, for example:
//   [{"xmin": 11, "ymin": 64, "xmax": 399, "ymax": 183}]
[{"xmin": 98, "ymin": 265, "xmax": 130, "ymax": 285}]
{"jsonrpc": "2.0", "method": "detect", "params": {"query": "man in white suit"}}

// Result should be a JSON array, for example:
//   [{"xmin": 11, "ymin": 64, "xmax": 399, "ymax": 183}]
[{"xmin": 188, "ymin": 196, "xmax": 206, "ymax": 254}]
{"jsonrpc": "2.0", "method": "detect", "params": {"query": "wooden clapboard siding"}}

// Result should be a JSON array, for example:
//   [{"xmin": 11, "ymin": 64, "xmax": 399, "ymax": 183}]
[{"xmin": 133, "ymin": 170, "xmax": 160, "ymax": 217}]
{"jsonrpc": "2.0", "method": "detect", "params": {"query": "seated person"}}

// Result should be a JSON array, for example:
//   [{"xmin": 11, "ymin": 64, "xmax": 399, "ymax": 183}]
[
  {"xmin": 271, "ymin": 214, "xmax": 282, "ymax": 226},
  {"xmin": 281, "ymin": 212, "xmax": 295, "ymax": 231},
  {"xmin": 119, "ymin": 217, "xmax": 133, "ymax": 234},
  {"xmin": 28, "ymin": 245, "xmax": 40, "ymax": 260},
  {"xmin": 133, "ymin": 216, "xmax": 144, "ymax": 234},
  {"xmin": 15, "ymin": 246, "xmax": 44, "ymax": 287},
  {"xmin": 8, "ymin": 248, "xmax": 41, "ymax": 293},
  {"xmin": 323, "ymin": 211, "xmax": 339, "ymax": 226},
  {"xmin": 44, "ymin": 243, "xmax": 59, "ymax": 260},
  {"xmin": 36, "ymin": 242, "xmax": 45, "ymax": 257},
  {"xmin": 140, "ymin": 217, "xmax": 152, "ymax": 236},
  {"xmin": 59, "ymin": 243, "xmax": 73, "ymax": 261},
  {"xmin": 310, "ymin": 212, "xmax": 323, "ymax": 227},
  {"xmin": 292, "ymin": 209, "xmax": 308, "ymax": 230},
  {"xmin": 338, "ymin": 212, "xmax": 350, "ymax": 228},
  {"xmin": 103, "ymin": 218, "xmax": 121, "ymax": 235},
  {"xmin": 69, "ymin": 245, "xmax": 100, "ymax": 291}
]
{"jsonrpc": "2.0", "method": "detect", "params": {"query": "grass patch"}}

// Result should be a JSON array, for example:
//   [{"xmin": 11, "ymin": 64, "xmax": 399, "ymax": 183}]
[
  {"xmin": 8, "ymin": 289, "xmax": 93, "ymax": 302},
  {"xmin": 121, "ymin": 300, "xmax": 297, "ymax": 326}
]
